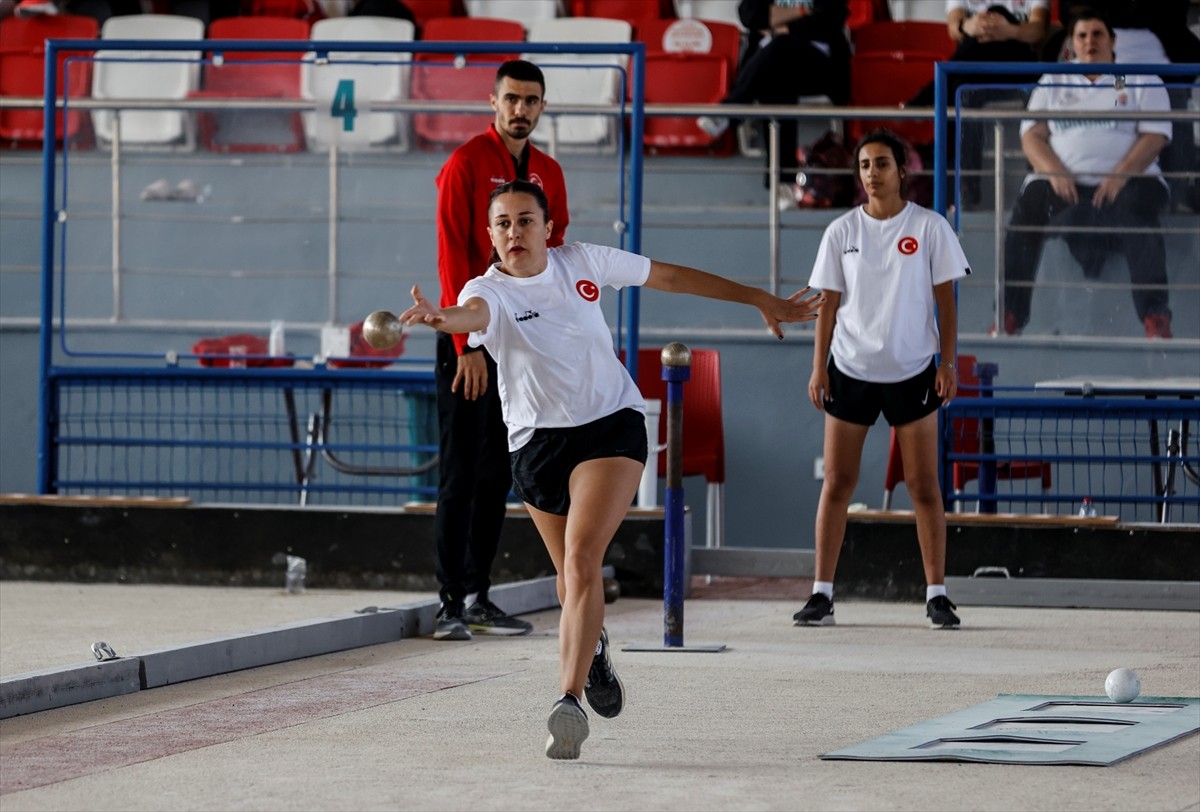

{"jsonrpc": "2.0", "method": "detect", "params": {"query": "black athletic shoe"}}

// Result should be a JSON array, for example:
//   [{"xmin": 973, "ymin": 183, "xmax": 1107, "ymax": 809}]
[
  {"xmin": 584, "ymin": 627, "xmax": 624, "ymax": 718},
  {"xmin": 926, "ymin": 595, "xmax": 961, "ymax": 629},
  {"xmin": 464, "ymin": 599, "xmax": 533, "ymax": 636},
  {"xmin": 545, "ymin": 693, "xmax": 589, "ymax": 760},
  {"xmin": 793, "ymin": 592, "xmax": 835, "ymax": 626},
  {"xmin": 433, "ymin": 605, "xmax": 471, "ymax": 641}
]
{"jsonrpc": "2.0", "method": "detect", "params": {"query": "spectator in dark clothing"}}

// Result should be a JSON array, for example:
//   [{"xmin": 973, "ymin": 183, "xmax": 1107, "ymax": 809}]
[{"xmin": 696, "ymin": 0, "xmax": 851, "ymax": 206}]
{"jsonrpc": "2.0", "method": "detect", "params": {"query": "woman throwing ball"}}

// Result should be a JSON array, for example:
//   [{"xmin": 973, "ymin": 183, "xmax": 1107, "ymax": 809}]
[
  {"xmin": 794, "ymin": 128, "xmax": 972, "ymax": 631},
  {"xmin": 401, "ymin": 179, "xmax": 822, "ymax": 760}
]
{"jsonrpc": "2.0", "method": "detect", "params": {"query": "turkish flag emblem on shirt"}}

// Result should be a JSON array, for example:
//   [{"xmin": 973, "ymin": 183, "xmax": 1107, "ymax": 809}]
[{"xmin": 898, "ymin": 236, "xmax": 919, "ymax": 255}]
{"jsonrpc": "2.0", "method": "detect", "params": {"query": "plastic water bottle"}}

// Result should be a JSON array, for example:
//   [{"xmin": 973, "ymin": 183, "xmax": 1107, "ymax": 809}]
[
  {"xmin": 1079, "ymin": 498, "xmax": 1098, "ymax": 518},
  {"xmin": 269, "ymin": 320, "xmax": 285, "ymax": 357},
  {"xmin": 285, "ymin": 555, "xmax": 307, "ymax": 594}
]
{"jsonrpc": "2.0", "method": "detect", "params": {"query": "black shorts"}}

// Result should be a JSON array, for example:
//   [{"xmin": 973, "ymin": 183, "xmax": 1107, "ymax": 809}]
[
  {"xmin": 824, "ymin": 357, "xmax": 942, "ymax": 427},
  {"xmin": 509, "ymin": 408, "xmax": 649, "ymax": 516}
]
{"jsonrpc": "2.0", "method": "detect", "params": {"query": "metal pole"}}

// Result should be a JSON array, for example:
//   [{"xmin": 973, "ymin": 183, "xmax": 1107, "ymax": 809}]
[
  {"xmin": 661, "ymin": 342, "xmax": 690, "ymax": 648},
  {"xmin": 993, "ymin": 120, "xmax": 1005, "ymax": 335},
  {"xmin": 767, "ymin": 119, "xmax": 780, "ymax": 296},
  {"xmin": 327, "ymin": 143, "xmax": 338, "ymax": 325},
  {"xmin": 111, "ymin": 114, "xmax": 122, "ymax": 322}
]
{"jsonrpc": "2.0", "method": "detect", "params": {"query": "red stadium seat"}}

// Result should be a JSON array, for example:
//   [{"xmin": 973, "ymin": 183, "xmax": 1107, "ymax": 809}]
[
  {"xmin": 193, "ymin": 16, "xmax": 310, "ymax": 153},
  {"xmin": 846, "ymin": 49, "xmax": 944, "ymax": 145},
  {"xmin": 852, "ymin": 20, "xmax": 953, "ymax": 59},
  {"xmin": 410, "ymin": 16, "xmax": 524, "ymax": 149},
  {"xmin": 636, "ymin": 17, "xmax": 739, "ymax": 153},
  {"xmin": 568, "ymin": 0, "xmax": 670, "ymax": 34},
  {"xmin": 846, "ymin": 0, "xmax": 890, "ymax": 32},
  {"xmin": 0, "ymin": 14, "xmax": 98, "ymax": 149},
  {"xmin": 634, "ymin": 347, "xmax": 726, "ymax": 550},
  {"xmin": 405, "ymin": 0, "xmax": 467, "ymax": 33},
  {"xmin": 638, "ymin": 16, "xmax": 740, "ymax": 81}
]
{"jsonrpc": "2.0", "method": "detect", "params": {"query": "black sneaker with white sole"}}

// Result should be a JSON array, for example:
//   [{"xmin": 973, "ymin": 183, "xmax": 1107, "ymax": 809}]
[
  {"xmin": 584, "ymin": 627, "xmax": 624, "ymax": 718},
  {"xmin": 433, "ymin": 605, "xmax": 471, "ymax": 641},
  {"xmin": 464, "ymin": 598, "xmax": 533, "ymax": 636},
  {"xmin": 793, "ymin": 592, "xmax": 835, "ymax": 626},
  {"xmin": 926, "ymin": 595, "xmax": 961, "ymax": 629},
  {"xmin": 545, "ymin": 693, "xmax": 589, "ymax": 760}
]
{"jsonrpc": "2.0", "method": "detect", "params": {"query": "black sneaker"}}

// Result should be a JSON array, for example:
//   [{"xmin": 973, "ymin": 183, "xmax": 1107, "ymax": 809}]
[
  {"xmin": 584, "ymin": 627, "xmax": 624, "ymax": 719},
  {"xmin": 793, "ymin": 592, "xmax": 835, "ymax": 626},
  {"xmin": 545, "ymin": 693, "xmax": 589, "ymax": 760},
  {"xmin": 926, "ymin": 595, "xmax": 961, "ymax": 629},
  {"xmin": 433, "ymin": 605, "xmax": 471, "ymax": 641},
  {"xmin": 464, "ymin": 598, "xmax": 533, "ymax": 636}
]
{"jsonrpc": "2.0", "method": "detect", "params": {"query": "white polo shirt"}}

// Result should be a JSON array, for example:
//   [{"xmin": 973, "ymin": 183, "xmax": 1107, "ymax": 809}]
[
  {"xmin": 947, "ymin": 1, "xmax": 1047, "ymax": 23},
  {"xmin": 461, "ymin": 242, "xmax": 650, "ymax": 452},
  {"xmin": 1020, "ymin": 69, "xmax": 1172, "ymax": 186},
  {"xmin": 808, "ymin": 202, "xmax": 971, "ymax": 383}
]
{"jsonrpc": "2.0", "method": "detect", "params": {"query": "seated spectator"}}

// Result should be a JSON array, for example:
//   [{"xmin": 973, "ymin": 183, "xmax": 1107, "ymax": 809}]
[
  {"xmin": 1045, "ymin": 1, "xmax": 1200, "ymax": 212},
  {"xmin": 905, "ymin": 1, "xmax": 1050, "ymax": 207},
  {"xmin": 1002, "ymin": 9, "xmax": 1174, "ymax": 338},
  {"xmin": 696, "ymin": 0, "xmax": 851, "ymax": 208}
]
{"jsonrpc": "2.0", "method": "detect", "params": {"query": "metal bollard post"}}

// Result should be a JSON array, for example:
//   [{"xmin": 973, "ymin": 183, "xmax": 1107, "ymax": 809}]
[
  {"xmin": 624, "ymin": 342, "xmax": 725, "ymax": 654},
  {"xmin": 661, "ymin": 342, "xmax": 691, "ymax": 647}
]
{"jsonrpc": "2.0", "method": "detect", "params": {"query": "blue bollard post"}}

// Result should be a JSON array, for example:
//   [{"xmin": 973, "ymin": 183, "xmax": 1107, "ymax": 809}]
[
  {"xmin": 660, "ymin": 342, "xmax": 691, "ymax": 647},
  {"xmin": 622, "ymin": 343, "xmax": 725, "ymax": 654},
  {"xmin": 976, "ymin": 361, "xmax": 999, "ymax": 514}
]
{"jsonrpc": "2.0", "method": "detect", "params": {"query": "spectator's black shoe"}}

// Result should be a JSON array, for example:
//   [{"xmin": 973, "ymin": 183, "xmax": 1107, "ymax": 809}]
[
  {"xmin": 793, "ymin": 592, "xmax": 835, "ymax": 626},
  {"xmin": 545, "ymin": 693, "xmax": 589, "ymax": 760},
  {"xmin": 433, "ymin": 605, "xmax": 471, "ymax": 641},
  {"xmin": 926, "ymin": 595, "xmax": 961, "ymax": 629},
  {"xmin": 464, "ymin": 598, "xmax": 533, "ymax": 636},
  {"xmin": 584, "ymin": 627, "xmax": 624, "ymax": 718}
]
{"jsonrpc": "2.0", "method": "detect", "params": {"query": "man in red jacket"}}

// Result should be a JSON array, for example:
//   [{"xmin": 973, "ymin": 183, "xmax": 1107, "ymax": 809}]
[{"xmin": 432, "ymin": 60, "xmax": 570, "ymax": 640}]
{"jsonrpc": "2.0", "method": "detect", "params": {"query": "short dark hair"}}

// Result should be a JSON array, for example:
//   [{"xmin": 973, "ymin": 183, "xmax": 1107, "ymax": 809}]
[
  {"xmin": 854, "ymin": 128, "xmax": 909, "ymax": 171},
  {"xmin": 495, "ymin": 59, "xmax": 546, "ymax": 96},
  {"xmin": 1068, "ymin": 7, "xmax": 1114, "ymax": 38},
  {"xmin": 488, "ymin": 179, "xmax": 550, "ymax": 222}
]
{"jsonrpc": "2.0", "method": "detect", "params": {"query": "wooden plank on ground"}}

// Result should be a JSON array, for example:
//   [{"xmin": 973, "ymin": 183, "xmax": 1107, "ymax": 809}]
[{"xmin": 0, "ymin": 494, "xmax": 193, "ymax": 508}]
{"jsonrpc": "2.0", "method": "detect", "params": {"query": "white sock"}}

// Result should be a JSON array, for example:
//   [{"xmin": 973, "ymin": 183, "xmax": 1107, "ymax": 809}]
[
  {"xmin": 813, "ymin": 581, "xmax": 834, "ymax": 599},
  {"xmin": 926, "ymin": 584, "xmax": 947, "ymax": 601}
]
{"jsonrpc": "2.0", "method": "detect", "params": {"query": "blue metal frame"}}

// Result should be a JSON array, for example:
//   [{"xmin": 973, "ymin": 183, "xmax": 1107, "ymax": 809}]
[{"xmin": 38, "ymin": 38, "xmax": 648, "ymax": 494}]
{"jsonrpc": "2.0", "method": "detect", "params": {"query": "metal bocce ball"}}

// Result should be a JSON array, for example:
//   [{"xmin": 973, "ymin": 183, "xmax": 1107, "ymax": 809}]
[{"xmin": 362, "ymin": 310, "xmax": 403, "ymax": 350}]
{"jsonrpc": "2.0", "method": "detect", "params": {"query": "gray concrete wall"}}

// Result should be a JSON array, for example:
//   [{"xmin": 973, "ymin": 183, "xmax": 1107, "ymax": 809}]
[{"xmin": 1, "ymin": 148, "xmax": 1196, "ymax": 549}]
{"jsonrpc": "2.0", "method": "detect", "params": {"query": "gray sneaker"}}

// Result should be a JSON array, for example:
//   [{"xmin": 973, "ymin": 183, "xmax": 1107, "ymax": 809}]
[
  {"xmin": 584, "ymin": 627, "xmax": 624, "ymax": 718},
  {"xmin": 696, "ymin": 115, "xmax": 729, "ymax": 138},
  {"xmin": 464, "ymin": 599, "xmax": 533, "ymax": 636},
  {"xmin": 545, "ymin": 693, "xmax": 589, "ymax": 760},
  {"xmin": 433, "ymin": 605, "xmax": 471, "ymax": 641}
]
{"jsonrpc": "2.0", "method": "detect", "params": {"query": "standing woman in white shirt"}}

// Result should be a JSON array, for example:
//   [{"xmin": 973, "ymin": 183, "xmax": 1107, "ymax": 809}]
[
  {"xmin": 794, "ymin": 128, "xmax": 972, "ymax": 630},
  {"xmin": 400, "ymin": 179, "xmax": 823, "ymax": 760}
]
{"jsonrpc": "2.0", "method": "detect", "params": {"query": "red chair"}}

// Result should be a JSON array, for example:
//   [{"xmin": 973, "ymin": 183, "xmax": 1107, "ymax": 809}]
[
  {"xmin": 852, "ymin": 20, "xmax": 954, "ymax": 59},
  {"xmin": 846, "ymin": 0, "xmax": 890, "ymax": 32},
  {"xmin": 193, "ymin": 16, "xmax": 310, "ymax": 153},
  {"xmin": 846, "ymin": 49, "xmax": 944, "ymax": 145},
  {"xmin": 569, "ymin": 0, "xmax": 670, "ymax": 35},
  {"xmin": 405, "ymin": 0, "xmax": 467, "ymax": 33},
  {"xmin": 410, "ymin": 15, "xmax": 524, "ymax": 149},
  {"xmin": 639, "ymin": 16, "xmax": 740, "ymax": 82},
  {"xmin": 247, "ymin": 0, "xmax": 325, "ymax": 21},
  {"xmin": 0, "ymin": 14, "xmax": 98, "ymax": 149},
  {"xmin": 882, "ymin": 355, "xmax": 1052, "ymax": 511},
  {"xmin": 636, "ymin": 18, "xmax": 740, "ymax": 154},
  {"xmin": 635, "ymin": 347, "xmax": 725, "ymax": 551}
]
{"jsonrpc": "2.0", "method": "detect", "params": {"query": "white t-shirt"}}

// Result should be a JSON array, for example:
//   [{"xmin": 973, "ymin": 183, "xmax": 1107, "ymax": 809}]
[
  {"xmin": 947, "ymin": 1, "xmax": 1047, "ymax": 22},
  {"xmin": 1020, "ymin": 69, "xmax": 1172, "ymax": 186},
  {"xmin": 808, "ymin": 203, "xmax": 971, "ymax": 383},
  {"xmin": 461, "ymin": 242, "xmax": 650, "ymax": 452}
]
